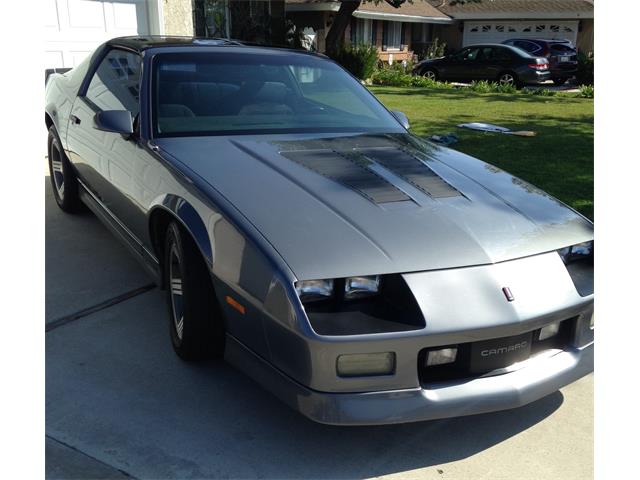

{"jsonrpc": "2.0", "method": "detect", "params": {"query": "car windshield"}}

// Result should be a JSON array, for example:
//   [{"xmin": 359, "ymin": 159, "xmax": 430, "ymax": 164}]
[
  {"xmin": 152, "ymin": 51, "xmax": 404, "ymax": 137},
  {"xmin": 550, "ymin": 44, "xmax": 575, "ymax": 53}
]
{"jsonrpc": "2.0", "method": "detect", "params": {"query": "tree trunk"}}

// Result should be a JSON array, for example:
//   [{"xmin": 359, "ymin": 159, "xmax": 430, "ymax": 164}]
[{"xmin": 325, "ymin": 0, "xmax": 361, "ymax": 57}]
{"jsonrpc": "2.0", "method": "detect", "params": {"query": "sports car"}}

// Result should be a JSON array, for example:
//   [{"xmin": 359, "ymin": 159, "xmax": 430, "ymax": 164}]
[{"xmin": 45, "ymin": 36, "xmax": 594, "ymax": 425}]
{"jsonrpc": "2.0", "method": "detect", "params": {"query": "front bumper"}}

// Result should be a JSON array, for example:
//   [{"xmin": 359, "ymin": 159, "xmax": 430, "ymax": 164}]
[{"xmin": 227, "ymin": 335, "xmax": 593, "ymax": 425}]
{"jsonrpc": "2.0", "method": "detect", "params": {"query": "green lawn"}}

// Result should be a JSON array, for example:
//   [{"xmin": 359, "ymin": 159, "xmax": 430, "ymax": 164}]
[{"xmin": 369, "ymin": 86, "xmax": 594, "ymax": 219}]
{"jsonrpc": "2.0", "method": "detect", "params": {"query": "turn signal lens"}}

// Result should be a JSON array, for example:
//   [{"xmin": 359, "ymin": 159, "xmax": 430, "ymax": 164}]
[
  {"xmin": 337, "ymin": 352, "xmax": 396, "ymax": 377},
  {"xmin": 344, "ymin": 275, "xmax": 380, "ymax": 300},
  {"xmin": 426, "ymin": 347, "xmax": 458, "ymax": 367},
  {"xmin": 590, "ymin": 312, "xmax": 594, "ymax": 330},
  {"xmin": 295, "ymin": 279, "xmax": 334, "ymax": 303},
  {"xmin": 538, "ymin": 322, "xmax": 560, "ymax": 341}
]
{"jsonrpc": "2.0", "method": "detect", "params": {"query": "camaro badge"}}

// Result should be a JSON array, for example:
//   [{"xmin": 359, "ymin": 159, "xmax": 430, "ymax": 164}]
[{"xmin": 502, "ymin": 287, "xmax": 515, "ymax": 302}]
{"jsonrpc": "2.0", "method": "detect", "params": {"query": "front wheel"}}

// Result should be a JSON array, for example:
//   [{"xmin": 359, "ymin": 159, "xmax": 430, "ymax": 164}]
[
  {"xmin": 422, "ymin": 69, "xmax": 438, "ymax": 81},
  {"xmin": 48, "ymin": 126, "xmax": 81, "ymax": 213},
  {"xmin": 164, "ymin": 222, "xmax": 225, "ymax": 360}
]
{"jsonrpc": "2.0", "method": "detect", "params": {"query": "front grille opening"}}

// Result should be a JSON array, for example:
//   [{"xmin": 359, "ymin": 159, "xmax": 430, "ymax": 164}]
[
  {"xmin": 418, "ymin": 317, "xmax": 577, "ymax": 385},
  {"xmin": 306, "ymin": 274, "xmax": 425, "ymax": 336}
]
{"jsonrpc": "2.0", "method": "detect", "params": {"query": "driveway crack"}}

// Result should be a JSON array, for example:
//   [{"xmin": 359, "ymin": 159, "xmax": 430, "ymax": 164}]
[
  {"xmin": 46, "ymin": 284, "xmax": 156, "ymax": 332},
  {"xmin": 46, "ymin": 434, "xmax": 138, "ymax": 479}
]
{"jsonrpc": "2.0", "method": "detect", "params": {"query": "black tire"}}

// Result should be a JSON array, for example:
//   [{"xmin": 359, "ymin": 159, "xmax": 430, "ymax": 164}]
[
  {"xmin": 552, "ymin": 77, "xmax": 568, "ymax": 86},
  {"xmin": 48, "ymin": 126, "xmax": 81, "ymax": 213},
  {"xmin": 421, "ymin": 68, "xmax": 438, "ymax": 81},
  {"xmin": 164, "ymin": 221, "xmax": 225, "ymax": 360}
]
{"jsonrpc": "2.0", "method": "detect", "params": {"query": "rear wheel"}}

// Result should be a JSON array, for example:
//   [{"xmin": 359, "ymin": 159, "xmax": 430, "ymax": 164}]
[
  {"xmin": 164, "ymin": 221, "xmax": 225, "ymax": 360},
  {"xmin": 48, "ymin": 126, "xmax": 81, "ymax": 213},
  {"xmin": 422, "ymin": 69, "xmax": 438, "ymax": 81},
  {"xmin": 498, "ymin": 71, "xmax": 521, "ymax": 89},
  {"xmin": 552, "ymin": 77, "xmax": 568, "ymax": 86}
]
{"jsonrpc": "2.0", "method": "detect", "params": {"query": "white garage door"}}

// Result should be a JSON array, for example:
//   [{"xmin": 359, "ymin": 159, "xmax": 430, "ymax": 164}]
[
  {"xmin": 45, "ymin": 0, "xmax": 161, "ymax": 70},
  {"xmin": 463, "ymin": 21, "xmax": 579, "ymax": 47}
]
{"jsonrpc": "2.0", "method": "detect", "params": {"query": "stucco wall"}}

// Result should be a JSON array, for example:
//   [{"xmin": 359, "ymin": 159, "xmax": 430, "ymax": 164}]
[
  {"xmin": 163, "ymin": 0, "xmax": 194, "ymax": 36},
  {"xmin": 577, "ymin": 18, "xmax": 594, "ymax": 53}
]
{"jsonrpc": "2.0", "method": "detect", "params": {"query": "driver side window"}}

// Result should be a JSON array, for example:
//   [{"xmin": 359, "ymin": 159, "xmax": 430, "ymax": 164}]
[{"xmin": 85, "ymin": 49, "xmax": 141, "ymax": 117}]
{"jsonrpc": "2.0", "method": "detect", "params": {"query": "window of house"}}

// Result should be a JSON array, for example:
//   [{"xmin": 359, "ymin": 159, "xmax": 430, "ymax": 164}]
[
  {"xmin": 536, "ymin": 25, "xmax": 546, "ymax": 32},
  {"xmin": 85, "ymin": 49, "xmax": 141, "ymax": 115},
  {"xmin": 353, "ymin": 19, "xmax": 373, "ymax": 45},
  {"xmin": 495, "ymin": 25, "xmax": 504, "ymax": 33},
  {"xmin": 481, "ymin": 25, "xmax": 491, "ymax": 32},
  {"xmin": 385, "ymin": 21, "xmax": 402, "ymax": 50}
]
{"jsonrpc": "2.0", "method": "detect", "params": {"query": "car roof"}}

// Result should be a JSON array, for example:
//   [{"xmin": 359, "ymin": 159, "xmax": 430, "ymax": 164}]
[
  {"xmin": 504, "ymin": 38, "xmax": 573, "ymax": 44},
  {"xmin": 106, "ymin": 35, "xmax": 309, "ymax": 55}
]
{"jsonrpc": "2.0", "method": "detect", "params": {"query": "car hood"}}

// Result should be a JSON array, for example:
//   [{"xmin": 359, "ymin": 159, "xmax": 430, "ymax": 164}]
[{"xmin": 155, "ymin": 132, "xmax": 593, "ymax": 280}]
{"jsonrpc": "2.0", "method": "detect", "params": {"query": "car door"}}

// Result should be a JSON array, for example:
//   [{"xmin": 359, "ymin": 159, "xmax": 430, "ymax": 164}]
[
  {"xmin": 475, "ymin": 46, "xmax": 513, "ymax": 81},
  {"xmin": 65, "ymin": 48, "xmax": 150, "ymax": 254},
  {"xmin": 443, "ymin": 47, "xmax": 480, "ymax": 81}
]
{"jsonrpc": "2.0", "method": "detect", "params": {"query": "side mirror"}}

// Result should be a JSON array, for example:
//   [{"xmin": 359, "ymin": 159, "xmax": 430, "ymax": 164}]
[
  {"xmin": 391, "ymin": 110, "xmax": 410, "ymax": 130},
  {"xmin": 94, "ymin": 110, "xmax": 134, "ymax": 135}
]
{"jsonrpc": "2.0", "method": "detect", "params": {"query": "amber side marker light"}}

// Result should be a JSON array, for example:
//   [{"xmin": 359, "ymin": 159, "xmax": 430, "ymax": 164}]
[{"xmin": 226, "ymin": 295, "xmax": 246, "ymax": 315}]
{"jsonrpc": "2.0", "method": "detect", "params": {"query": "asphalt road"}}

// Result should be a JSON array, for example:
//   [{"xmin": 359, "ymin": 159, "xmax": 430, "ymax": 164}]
[{"xmin": 45, "ymin": 174, "xmax": 594, "ymax": 480}]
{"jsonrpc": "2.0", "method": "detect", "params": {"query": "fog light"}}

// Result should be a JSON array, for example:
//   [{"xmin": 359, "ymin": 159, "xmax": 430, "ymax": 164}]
[
  {"xmin": 336, "ymin": 352, "xmax": 395, "ymax": 377},
  {"xmin": 426, "ymin": 347, "xmax": 457, "ymax": 367},
  {"xmin": 538, "ymin": 322, "xmax": 560, "ymax": 341}
]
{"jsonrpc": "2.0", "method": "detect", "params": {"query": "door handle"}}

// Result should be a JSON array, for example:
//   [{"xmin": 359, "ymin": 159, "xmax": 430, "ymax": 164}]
[{"xmin": 70, "ymin": 114, "xmax": 81, "ymax": 125}]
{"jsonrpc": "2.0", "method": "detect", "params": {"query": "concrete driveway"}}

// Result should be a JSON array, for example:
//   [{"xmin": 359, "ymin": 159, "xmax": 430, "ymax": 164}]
[{"xmin": 45, "ymin": 174, "xmax": 593, "ymax": 480}]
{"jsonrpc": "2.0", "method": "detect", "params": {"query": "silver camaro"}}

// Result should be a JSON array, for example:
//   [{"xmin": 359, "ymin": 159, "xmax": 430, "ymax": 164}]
[{"xmin": 45, "ymin": 37, "xmax": 594, "ymax": 425}]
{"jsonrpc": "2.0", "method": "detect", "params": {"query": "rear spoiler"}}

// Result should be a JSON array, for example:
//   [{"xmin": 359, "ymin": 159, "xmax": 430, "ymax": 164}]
[{"xmin": 45, "ymin": 67, "xmax": 72, "ymax": 86}]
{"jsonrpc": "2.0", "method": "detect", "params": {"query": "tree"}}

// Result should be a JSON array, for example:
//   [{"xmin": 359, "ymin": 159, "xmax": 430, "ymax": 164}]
[
  {"xmin": 324, "ymin": 0, "xmax": 481, "ymax": 58},
  {"xmin": 325, "ymin": 1, "xmax": 406, "ymax": 57}
]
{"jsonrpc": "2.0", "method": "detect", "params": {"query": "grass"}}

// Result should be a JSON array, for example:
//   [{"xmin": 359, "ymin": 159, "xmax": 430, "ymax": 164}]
[{"xmin": 369, "ymin": 86, "xmax": 594, "ymax": 219}]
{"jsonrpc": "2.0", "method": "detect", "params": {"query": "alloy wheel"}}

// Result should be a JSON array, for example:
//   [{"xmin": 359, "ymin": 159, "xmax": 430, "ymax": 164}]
[
  {"xmin": 50, "ymin": 145, "xmax": 65, "ymax": 200},
  {"xmin": 499, "ymin": 73, "xmax": 515, "ymax": 85},
  {"xmin": 169, "ymin": 245, "xmax": 185, "ymax": 340},
  {"xmin": 423, "ymin": 70, "xmax": 436, "ymax": 80}
]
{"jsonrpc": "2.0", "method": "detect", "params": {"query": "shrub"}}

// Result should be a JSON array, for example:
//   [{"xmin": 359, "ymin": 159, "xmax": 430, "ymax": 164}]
[
  {"xmin": 468, "ymin": 80, "xmax": 517, "ymax": 94},
  {"xmin": 331, "ymin": 43, "xmax": 378, "ymax": 80},
  {"xmin": 577, "ymin": 84, "xmax": 594, "ymax": 98},
  {"xmin": 576, "ymin": 52, "xmax": 594, "ymax": 86},
  {"xmin": 469, "ymin": 80, "xmax": 493, "ymax": 93},
  {"xmin": 524, "ymin": 87, "xmax": 556, "ymax": 97},
  {"xmin": 370, "ymin": 68, "xmax": 454, "ymax": 89},
  {"xmin": 424, "ymin": 37, "xmax": 447, "ymax": 60}
]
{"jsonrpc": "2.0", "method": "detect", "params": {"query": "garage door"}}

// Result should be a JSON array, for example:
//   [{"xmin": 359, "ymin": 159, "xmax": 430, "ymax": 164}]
[
  {"xmin": 45, "ymin": 0, "xmax": 160, "ymax": 70},
  {"xmin": 463, "ymin": 21, "xmax": 579, "ymax": 47}
]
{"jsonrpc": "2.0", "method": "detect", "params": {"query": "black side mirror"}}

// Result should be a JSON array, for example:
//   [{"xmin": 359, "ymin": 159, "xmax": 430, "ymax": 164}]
[
  {"xmin": 94, "ymin": 110, "xmax": 134, "ymax": 135},
  {"xmin": 391, "ymin": 110, "xmax": 410, "ymax": 130}
]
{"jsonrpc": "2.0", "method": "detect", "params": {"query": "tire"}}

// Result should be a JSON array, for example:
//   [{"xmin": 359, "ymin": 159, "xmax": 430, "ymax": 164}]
[
  {"xmin": 164, "ymin": 221, "xmax": 225, "ymax": 360},
  {"xmin": 48, "ymin": 126, "xmax": 81, "ymax": 213},
  {"xmin": 552, "ymin": 77, "xmax": 568, "ymax": 86},
  {"xmin": 498, "ymin": 71, "xmax": 521, "ymax": 89},
  {"xmin": 422, "ymin": 69, "xmax": 438, "ymax": 81}
]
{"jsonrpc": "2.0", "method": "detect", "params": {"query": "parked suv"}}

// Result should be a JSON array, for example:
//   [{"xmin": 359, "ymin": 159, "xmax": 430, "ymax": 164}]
[
  {"xmin": 502, "ymin": 38, "xmax": 577, "ymax": 85},
  {"xmin": 412, "ymin": 44, "xmax": 550, "ymax": 87}
]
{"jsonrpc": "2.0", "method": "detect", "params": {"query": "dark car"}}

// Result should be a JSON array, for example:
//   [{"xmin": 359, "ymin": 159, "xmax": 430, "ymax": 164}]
[
  {"xmin": 412, "ymin": 44, "xmax": 550, "ymax": 87},
  {"xmin": 502, "ymin": 38, "xmax": 578, "ymax": 85}
]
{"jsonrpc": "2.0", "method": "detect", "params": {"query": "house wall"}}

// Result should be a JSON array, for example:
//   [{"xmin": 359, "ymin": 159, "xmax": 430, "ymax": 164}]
[
  {"xmin": 163, "ymin": 0, "xmax": 194, "ymax": 36},
  {"xmin": 577, "ymin": 18, "xmax": 594, "ymax": 53}
]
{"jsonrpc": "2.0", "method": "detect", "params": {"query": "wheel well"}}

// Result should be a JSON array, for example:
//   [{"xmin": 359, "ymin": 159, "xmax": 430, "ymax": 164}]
[
  {"xmin": 45, "ymin": 113, "xmax": 54, "ymax": 130},
  {"xmin": 149, "ymin": 208, "xmax": 175, "ymax": 283}
]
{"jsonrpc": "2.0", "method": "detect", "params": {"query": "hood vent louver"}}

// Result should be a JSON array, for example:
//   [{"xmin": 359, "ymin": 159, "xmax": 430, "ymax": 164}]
[{"xmin": 282, "ymin": 150, "xmax": 411, "ymax": 204}]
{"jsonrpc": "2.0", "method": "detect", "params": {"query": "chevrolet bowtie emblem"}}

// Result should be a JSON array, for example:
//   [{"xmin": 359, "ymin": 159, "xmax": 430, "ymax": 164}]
[{"xmin": 502, "ymin": 287, "xmax": 515, "ymax": 302}]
